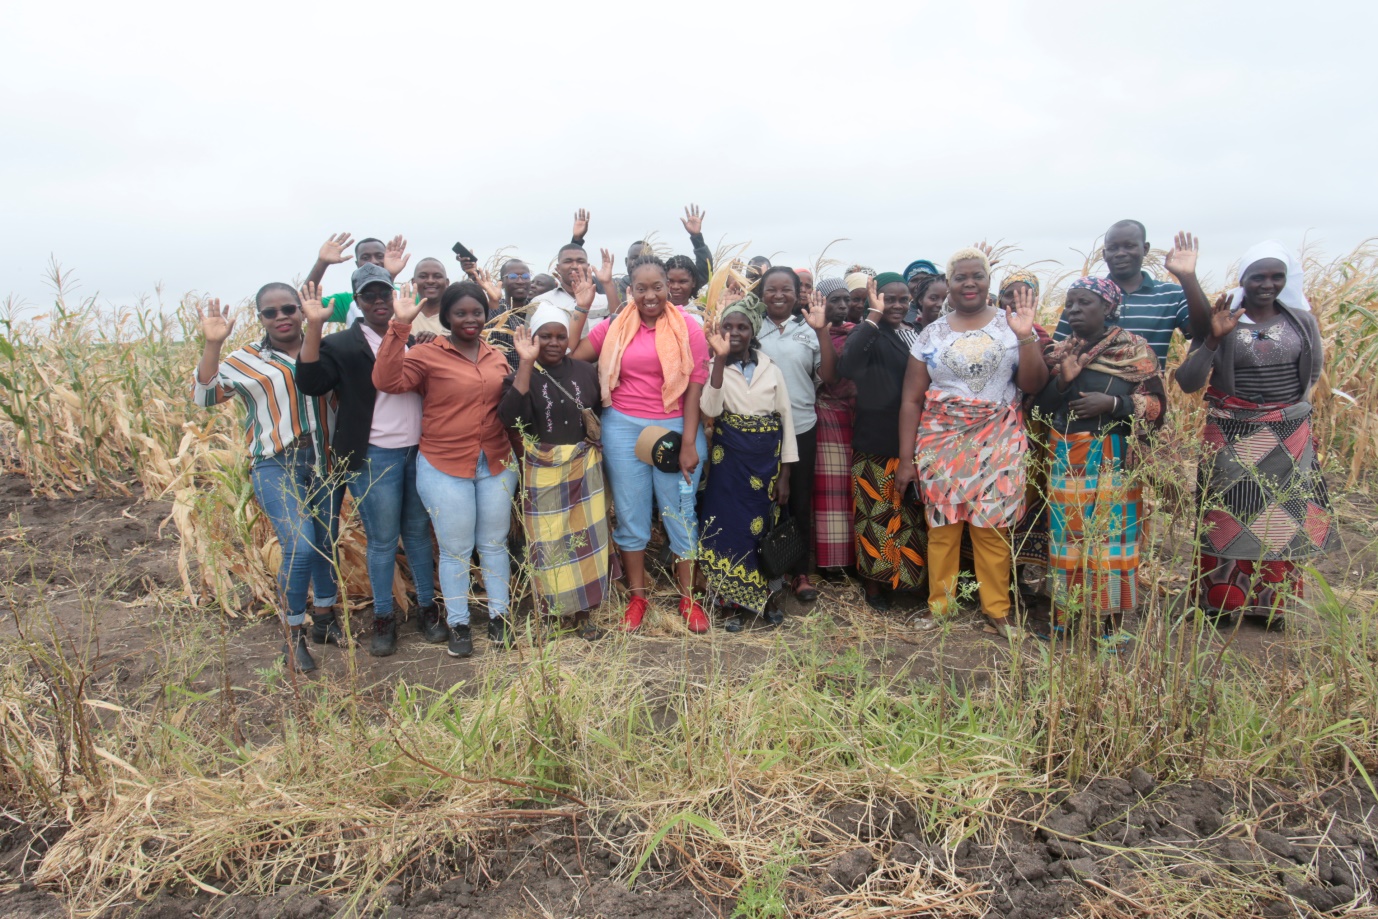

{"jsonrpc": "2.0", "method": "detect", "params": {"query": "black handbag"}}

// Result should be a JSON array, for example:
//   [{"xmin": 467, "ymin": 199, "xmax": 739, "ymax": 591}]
[{"xmin": 758, "ymin": 506, "xmax": 806, "ymax": 579}]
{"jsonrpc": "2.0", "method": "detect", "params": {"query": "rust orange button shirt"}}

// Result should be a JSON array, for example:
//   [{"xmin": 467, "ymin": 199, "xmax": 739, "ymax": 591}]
[{"xmin": 371, "ymin": 321, "xmax": 513, "ymax": 478}]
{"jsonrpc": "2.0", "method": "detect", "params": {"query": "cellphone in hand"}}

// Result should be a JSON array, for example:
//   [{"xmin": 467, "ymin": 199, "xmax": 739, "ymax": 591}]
[
  {"xmin": 904, "ymin": 482, "xmax": 922, "ymax": 505},
  {"xmin": 452, "ymin": 242, "xmax": 477, "ymax": 262}
]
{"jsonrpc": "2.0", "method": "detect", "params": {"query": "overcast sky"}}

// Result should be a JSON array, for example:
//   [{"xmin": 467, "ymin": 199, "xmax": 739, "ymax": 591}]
[{"xmin": 4, "ymin": 0, "xmax": 1376, "ymax": 314}]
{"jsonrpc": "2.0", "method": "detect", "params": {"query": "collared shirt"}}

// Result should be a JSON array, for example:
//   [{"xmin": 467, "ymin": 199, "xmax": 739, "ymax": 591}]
[
  {"xmin": 1053, "ymin": 271, "xmax": 1189, "ymax": 367},
  {"xmin": 371, "ymin": 322, "xmax": 513, "ymax": 478},
  {"xmin": 193, "ymin": 341, "xmax": 333, "ymax": 466},
  {"xmin": 359, "ymin": 323, "xmax": 424, "ymax": 448},
  {"xmin": 699, "ymin": 351, "xmax": 799, "ymax": 463},
  {"xmin": 757, "ymin": 315, "xmax": 822, "ymax": 434},
  {"xmin": 530, "ymin": 286, "xmax": 610, "ymax": 325}
]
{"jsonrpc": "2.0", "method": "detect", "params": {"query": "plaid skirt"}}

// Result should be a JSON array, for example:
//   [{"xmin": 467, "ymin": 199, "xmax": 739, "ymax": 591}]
[
  {"xmin": 1048, "ymin": 430, "xmax": 1141, "ymax": 617},
  {"xmin": 813, "ymin": 400, "xmax": 856, "ymax": 568},
  {"xmin": 522, "ymin": 442, "xmax": 610, "ymax": 616}
]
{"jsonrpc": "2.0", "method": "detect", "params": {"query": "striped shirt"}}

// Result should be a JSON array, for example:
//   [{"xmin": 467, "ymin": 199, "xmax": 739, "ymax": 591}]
[
  {"xmin": 193, "ymin": 341, "xmax": 334, "ymax": 465},
  {"xmin": 1053, "ymin": 271, "xmax": 1189, "ymax": 367}
]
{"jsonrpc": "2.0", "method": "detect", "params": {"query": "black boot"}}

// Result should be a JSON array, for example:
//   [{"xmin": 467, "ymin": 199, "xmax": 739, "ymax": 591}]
[
  {"xmin": 417, "ymin": 602, "xmax": 449, "ymax": 644},
  {"xmin": 488, "ymin": 616, "xmax": 514, "ymax": 651},
  {"xmin": 282, "ymin": 626, "xmax": 317, "ymax": 673},
  {"xmin": 447, "ymin": 624, "xmax": 473, "ymax": 658},
  {"xmin": 370, "ymin": 615, "xmax": 398, "ymax": 657},
  {"xmin": 310, "ymin": 609, "xmax": 350, "ymax": 647}
]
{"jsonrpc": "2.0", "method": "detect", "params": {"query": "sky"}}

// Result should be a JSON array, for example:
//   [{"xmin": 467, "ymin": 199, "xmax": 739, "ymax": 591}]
[{"xmin": 3, "ymin": 0, "xmax": 1376, "ymax": 315}]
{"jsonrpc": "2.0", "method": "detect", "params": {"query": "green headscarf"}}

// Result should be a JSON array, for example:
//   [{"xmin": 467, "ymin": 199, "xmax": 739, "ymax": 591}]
[{"xmin": 719, "ymin": 299, "xmax": 762, "ymax": 337}]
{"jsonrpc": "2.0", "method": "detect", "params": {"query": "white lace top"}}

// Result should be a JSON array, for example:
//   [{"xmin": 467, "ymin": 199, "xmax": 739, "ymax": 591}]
[{"xmin": 911, "ymin": 310, "xmax": 1022, "ymax": 405}]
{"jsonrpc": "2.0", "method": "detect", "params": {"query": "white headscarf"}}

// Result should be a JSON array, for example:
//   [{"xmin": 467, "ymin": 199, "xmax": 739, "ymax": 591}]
[
  {"xmin": 527, "ymin": 302, "xmax": 570, "ymax": 336},
  {"xmin": 1228, "ymin": 240, "xmax": 1311, "ymax": 317}
]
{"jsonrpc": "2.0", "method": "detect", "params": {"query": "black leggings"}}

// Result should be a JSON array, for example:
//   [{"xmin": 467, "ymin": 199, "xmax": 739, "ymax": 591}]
[{"xmin": 787, "ymin": 426, "xmax": 817, "ymax": 576}]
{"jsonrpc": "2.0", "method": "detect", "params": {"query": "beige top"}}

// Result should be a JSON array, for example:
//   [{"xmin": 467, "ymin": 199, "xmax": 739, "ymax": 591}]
[
  {"xmin": 699, "ymin": 350, "xmax": 799, "ymax": 463},
  {"xmin": 410, "ymin": 309, "xmax": 446, "ymax": 337}
]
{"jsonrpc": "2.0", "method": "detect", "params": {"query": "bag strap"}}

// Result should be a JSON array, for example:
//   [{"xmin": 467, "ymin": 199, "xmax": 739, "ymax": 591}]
[{"xmin": 535, "ymin": 365, "xmax": 590, "ymax": 413}]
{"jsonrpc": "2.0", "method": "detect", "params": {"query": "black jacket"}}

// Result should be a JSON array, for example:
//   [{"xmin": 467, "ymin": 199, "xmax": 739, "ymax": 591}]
[{"xmin": 295, "ymin": 322, "xmax": 412, "ymax": 472}]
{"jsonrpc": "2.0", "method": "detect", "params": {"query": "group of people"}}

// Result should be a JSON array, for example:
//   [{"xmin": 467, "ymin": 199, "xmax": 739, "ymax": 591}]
[{"xmin": 193, "ymin": 209, "xmax": 1337, "ymax": 672}]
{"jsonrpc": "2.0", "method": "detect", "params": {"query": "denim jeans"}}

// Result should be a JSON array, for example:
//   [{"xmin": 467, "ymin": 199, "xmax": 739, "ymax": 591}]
[
  {"xmin": 601, "ymin": 408, "xmax": 707, "ymax": 557},
  {"xmin": 415, "ymin": 450, "xmax": 518, "ymax": 626},
  {"xmin": 250, "ymin": 445, "xmax": 343, "ymax": 626},
  {"xmin": 346, "ymin": 444, "xmax": 436, "ymax": 618}
]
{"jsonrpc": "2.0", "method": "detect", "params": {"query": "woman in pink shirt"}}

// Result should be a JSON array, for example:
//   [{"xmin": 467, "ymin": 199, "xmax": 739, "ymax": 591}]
[{"xmin": 568, "ymin": 255, "xmax": 712, "ymax": 633}]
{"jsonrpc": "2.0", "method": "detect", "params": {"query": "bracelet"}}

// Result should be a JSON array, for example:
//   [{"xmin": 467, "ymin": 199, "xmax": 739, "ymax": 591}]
[
  {"xmin": 574, "ymin": 306, "xmax": 590, "ymax": 315},
  {"xmin": 1017, "ymin": 335, "xmax": 1038, "ymax": 346}
]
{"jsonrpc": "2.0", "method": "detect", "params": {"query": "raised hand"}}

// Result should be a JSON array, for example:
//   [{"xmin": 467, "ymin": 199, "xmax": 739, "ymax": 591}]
[
  {"xmin": 1165, "ymin": 231, "xmax": 1200, "ymax": 279},
  {"xmin": 594, "ymin": 248, "xmax": 615, "ymax": 287},
  {"xmin": 1209, "ymin": 291, "xmax": 1243, "ymax": 340},
  {"xmin": 512, "ymin": 326, "xmax": 541, "ymax": 364},
  {"xmin": 572, "ymin": 208, "xmax": 590, "ymax": 241},
  {"xmin": 705, "ymin": 321, "xmax": 731, "ymax": 357},
  {"xmin": 471, "ymin": 268, "xmax": 503, "ymax": 307},
  {"xmin": 866, "ymin": 278, "xmax": 884, "ymax": 316},
  {"xmin": 680, "ymin": 203, "xmax": 705, "ymax": 236},
  {"xmin": 1060, "ymin": 347, "xmax": 1093, "ymax": 386},
  {"xmin": 802, "ymin": 289, "xmax": 828, "ymax": 330},
  {"xmin": 317, "ymin": 232, "xmax": 355, "ymax": 266},
  {"xmin": 458, "ymin": 257, "xmax": 478, "ymax": 280},
  {"xmin": 1004, "ymin": 284, "xmax": 1037, "ymax": 338},
  {"xmin": 573, "ymin": 266, "xmax": 597, "ymax": 313},
  {"xmin": 383, "ymin": 235, "xmax": 411, "ymax": 278},
  {"xmin": 391, "ymin": 283, "xmax": 422, "ymax": 324},
  {"xmin": 196, "ymin": 297, "xmax": 236, "ymax": 344},
  {"xmin": 974, "ymin": 240, "xmax": 1002, "ymax": 270},
  {"xmin": 299, "ymin": 281, "xmax": 333, "ymax": 327}
]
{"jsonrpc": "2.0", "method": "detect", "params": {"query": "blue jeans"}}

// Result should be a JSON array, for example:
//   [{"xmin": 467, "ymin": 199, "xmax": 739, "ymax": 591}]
[
  {"xmin": 346, "ymin": 444, "xmax": 436, "ymax": 617},
  {"xmin": 415, "ymin": 450, "xmax": 518, "ymax": 626},
  {"xmin": 250, "ymin": 445, "xmax": 343, "ymax": 627},
  {"xmin": 601, "ymin": 408, "xmax": 707, "ymax": 557}
]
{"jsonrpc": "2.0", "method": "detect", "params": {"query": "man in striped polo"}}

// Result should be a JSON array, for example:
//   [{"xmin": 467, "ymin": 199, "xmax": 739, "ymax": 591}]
[{"xmin": 1054, "ymin": 219, "xmax": 1212, "ymax": 368}]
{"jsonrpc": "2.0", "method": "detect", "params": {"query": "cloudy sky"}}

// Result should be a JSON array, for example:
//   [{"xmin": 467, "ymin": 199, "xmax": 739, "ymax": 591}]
[{"xmin": 4, "ymin": 0, "xmax": 1375, "ymax": 314}]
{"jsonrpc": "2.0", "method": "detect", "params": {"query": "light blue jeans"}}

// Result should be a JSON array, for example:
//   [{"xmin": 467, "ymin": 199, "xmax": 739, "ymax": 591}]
[
  {"xmin": 250, "ymin": 445, "xmax": 342, "ymax": 627},
  {"xmin": 601, "ymin": 408, "xmax": 707, "ymax": 557},
  {"xmin": 346, "ymin": 444, "xmax": 436, "ymax": 618},
  {"xmin": 415, "ymin": 450, "xmax": 517, "ymax": 626}
]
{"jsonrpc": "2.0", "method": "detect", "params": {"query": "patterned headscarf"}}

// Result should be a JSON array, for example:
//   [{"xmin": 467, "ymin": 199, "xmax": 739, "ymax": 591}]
[
  {"xmin": 719, "ymin": 299, "xmax": 762, "ymax": 337},
  {"xmin": 816, "ymin": 277, "xmax": 848, "ymax": 299},
  {"xmin": 1069, "ymin": 276, "xmax": 1125, "ymax": 319},
  {"xmin": 999, "ymin": 269, "xmax": 1041, "ymax": 300},
  {"xmin": 903, "ymin": 259, "xmax": 940, "ymax": 281}
]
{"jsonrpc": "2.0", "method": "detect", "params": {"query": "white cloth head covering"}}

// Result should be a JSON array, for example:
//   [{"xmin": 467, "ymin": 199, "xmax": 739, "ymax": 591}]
[
  {"xmin": 528, "ymin": 302, "xmax": 571, "ymax": 335},
  {"xmin": 1228, "ymin": 240, "xmax": 1311, "ymax": 315}
]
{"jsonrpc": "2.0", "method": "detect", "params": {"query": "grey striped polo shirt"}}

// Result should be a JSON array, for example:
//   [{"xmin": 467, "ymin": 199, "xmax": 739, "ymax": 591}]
[{"xmin": 1053, "ymin": 271, "xmax": 1190, "ymax": 368}]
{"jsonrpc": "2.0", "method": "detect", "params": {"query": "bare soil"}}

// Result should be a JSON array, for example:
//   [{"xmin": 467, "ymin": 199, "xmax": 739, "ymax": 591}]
[{"xmin": 1, "ymin": 474, "xmax": 1376, "ymax": 917}]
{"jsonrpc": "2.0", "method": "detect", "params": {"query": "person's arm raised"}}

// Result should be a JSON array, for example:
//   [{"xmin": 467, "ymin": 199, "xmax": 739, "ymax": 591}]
[
  {"xmin": 193, "ymin": 297, "xmax": 236, "ymax": 401},
  {"xmin": 305, "ymin": 232, "xmax": 355, "ymax": 289},
  {"xmin": 1165, "ymin": 231, "xmax": 1212, "ymax": 342},
  {"xmin": 803, "ymin": 290, "xmax": 838, "ymax": 384},
  {"xmin": 566, "ymin": 266, "xmax": 601, "ymax": 362},
  {"xmin": 295, "ymin": 282, "xmax": 343, "ymax": 395},
  {"xmin": 1006, "ymin": 285, "xmax": 1049, "ymax": 394},
  {"xmin": 593, "ymin": 247, "xmax": 620, "ymax": 316},
  {"xmin": 571, "ymin": 208, "xmax": 590, "ymax": 246},
  {"xmin": 371, "ymin": 285, "xmax": 426, "ymax": 394}
]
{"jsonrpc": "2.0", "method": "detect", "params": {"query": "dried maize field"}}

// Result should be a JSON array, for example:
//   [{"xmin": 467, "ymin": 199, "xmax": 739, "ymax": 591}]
[{"xmin": 2, "ymin": 244, "xmax": 1378, "ymax": 918}]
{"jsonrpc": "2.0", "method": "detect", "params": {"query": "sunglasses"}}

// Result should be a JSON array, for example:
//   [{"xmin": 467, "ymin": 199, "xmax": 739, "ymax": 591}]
[
  {"xmin": 504, "ymin": 272, "xmax": 533, "ymax": 281},
  {"xmin": 259, "ymin": 304, "xmax": 299, "ymax": 320}
]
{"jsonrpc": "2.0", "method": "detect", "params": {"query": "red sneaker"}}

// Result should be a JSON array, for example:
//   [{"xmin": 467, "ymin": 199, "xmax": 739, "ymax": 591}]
[
  {"xmin": 679, "ymin": 596, "xmax": 710, "ymax": 634},
  {"xmin": 621, "ymin": 595, "xmax": 648, "ymax": 631}
]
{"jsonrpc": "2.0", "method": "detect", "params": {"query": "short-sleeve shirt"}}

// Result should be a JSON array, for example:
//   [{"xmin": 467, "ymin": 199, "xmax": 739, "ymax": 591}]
[
  {"xmin": 586, "ymin": 307, "xmax": 710, "ymax": 419},
  {"xmin": 1053, "ymin": 271, "xmax": 1189, "ymax": 367},
  {"xmin": 912, "ymin": 310, "xmax": 1021, "ymax": 405},
  {"xmin": 757, "ymin": 316, "xmax": 822, "ymax": 434}
]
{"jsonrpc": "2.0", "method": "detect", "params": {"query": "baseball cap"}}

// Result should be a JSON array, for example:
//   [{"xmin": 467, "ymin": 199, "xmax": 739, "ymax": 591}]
[{"xmin": 351, "ymin": 263, "xmax": 394, "ymax": 295}]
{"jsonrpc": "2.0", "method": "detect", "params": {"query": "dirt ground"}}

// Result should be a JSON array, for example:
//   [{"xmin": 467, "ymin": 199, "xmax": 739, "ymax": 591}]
[{"xmin": 1, "ymin": 473, "xmax": 1376, "ymax": 917}]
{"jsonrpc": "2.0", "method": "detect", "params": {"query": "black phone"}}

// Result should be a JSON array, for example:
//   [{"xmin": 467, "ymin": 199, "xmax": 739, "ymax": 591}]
[
  {"xmin": 904, "ymin": 482, "xmax": 922, "ymax": 505},
  {"xmin": 452, "ymin": 242, "xmax": 477, "ymax": 262}
]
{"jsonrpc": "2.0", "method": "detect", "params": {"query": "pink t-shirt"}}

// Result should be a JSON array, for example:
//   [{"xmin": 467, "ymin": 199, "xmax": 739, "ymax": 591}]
[
  {"xmin": 361, "ymin": 323, "xmax": 424, "ymax": 448},
  {"xmin": 587, "ymin": 307, "xmax": 710, "ymax": 419}
]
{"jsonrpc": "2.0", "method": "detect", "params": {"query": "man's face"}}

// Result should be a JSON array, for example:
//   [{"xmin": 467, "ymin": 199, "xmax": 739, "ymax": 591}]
[
  {"xmin": 1103, "ymin": 225, "xmax": 1148, "ymax": 280},
  {"xmin": 626, "ymin": 242, "xmax": 648, "ymax": 273},
  {"xmin": 502, "ymin": 261, "xmax": 531, "ymax": 302},
  {"xmin": 356, "ymin": 241, "xmax": 386, "ymax": 267},
  {"xmin": 412, "ymin": 260, "xmax": 448, "ymax": 302},
  {"xmin": 557, "ymin": 249, "xmax": 589, "ymax": 289}
]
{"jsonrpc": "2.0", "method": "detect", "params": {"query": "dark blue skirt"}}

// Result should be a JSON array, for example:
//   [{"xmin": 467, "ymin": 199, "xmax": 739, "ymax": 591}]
[{"xmin": 698, "ymin": 412, "xmax": 784, "ymax": 614}]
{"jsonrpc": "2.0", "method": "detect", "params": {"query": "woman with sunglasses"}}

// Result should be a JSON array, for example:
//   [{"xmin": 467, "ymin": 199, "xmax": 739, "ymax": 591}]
[{"xmin": 193, "ymin": 284, "xmax": 343, "ymax": 674}]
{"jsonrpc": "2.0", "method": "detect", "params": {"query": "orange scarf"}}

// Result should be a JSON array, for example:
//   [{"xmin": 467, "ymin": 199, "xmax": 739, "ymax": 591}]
[{"xmin": 598, "ymin": 304, "xmax": 694, "ymax": 413}]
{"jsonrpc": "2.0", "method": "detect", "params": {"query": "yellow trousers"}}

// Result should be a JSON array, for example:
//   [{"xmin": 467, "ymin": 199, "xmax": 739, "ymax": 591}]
[{"xmin": 927, "ymin": 523, "xmax": 1013, "ymax": 620}]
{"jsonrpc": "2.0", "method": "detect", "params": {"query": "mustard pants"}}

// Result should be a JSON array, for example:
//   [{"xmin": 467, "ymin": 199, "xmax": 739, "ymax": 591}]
[{"xmin": 927, "ymin": 523, "xmax": 1013, "ymax": 620}]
